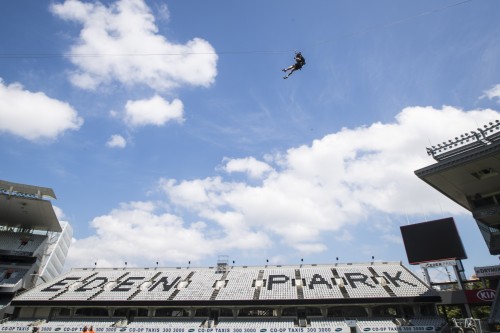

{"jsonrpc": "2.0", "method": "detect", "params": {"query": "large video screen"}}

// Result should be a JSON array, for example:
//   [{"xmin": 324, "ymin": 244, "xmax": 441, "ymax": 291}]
[{"xmin": 400, "ymin": 217, "xmax": 467, "ymax": 265}]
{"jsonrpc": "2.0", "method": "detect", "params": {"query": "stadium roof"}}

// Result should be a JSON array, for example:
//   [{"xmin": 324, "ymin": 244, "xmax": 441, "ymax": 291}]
[
  {"xmin": 0, "ymin": 180, "xmax": 56, "ymax": 199},
  {"xmin": 415, "ymin": 139, "xmax": 500, "ymax": 213},
  {"xmin": 0, "ymin": 180, "xmax": 61, "ymax": 232}
]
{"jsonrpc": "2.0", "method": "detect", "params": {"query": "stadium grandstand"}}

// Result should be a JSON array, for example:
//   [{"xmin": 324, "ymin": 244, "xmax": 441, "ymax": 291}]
[
  {"xmin": 3, "ymin": 260, "xmax": 448, "ymax": 333},
  {"xmin": 415, "ymin": 120, "xmax": 500, "ymax": 331},
  {"xmin": 0, "ymin": 180, "xmax": 72, "ymax": 319}
]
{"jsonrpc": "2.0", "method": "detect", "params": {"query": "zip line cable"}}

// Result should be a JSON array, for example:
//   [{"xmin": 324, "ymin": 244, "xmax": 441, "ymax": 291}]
[
  {"xmin": 0, "ymin": 0, "xmax": 473, "ymax": 60},
  {"xmin": 0, "ymin": 50, "xmax": 289, "ymax": 59}
]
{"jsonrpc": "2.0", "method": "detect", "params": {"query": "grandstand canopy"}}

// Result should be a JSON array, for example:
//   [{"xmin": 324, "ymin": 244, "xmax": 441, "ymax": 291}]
[
  {"xmin": 415, "ymin": 140, "xmax": 500, "ymax": 215},
  {"xmin": 0, "ymin": 193, "xmax": 61, "ymax": 232},
  {"xmin": 0, "ymin": 180, "xmax": 56, "ymax": 199}
]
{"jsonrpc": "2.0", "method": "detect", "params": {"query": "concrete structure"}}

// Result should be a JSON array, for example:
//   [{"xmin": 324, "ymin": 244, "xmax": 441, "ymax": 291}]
[
  {"xmin": 0, "ymin": 180, "xmax": 71, "ymax": 318},
  {"xmin": 415, "ymin": 120, "xmax": 500, "ymax": 328}
]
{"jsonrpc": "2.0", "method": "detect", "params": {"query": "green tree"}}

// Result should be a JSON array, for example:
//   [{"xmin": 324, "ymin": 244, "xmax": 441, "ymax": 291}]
[{"xmin": 471, "ymin": 306, "xmax": 491, "ymax": 319}]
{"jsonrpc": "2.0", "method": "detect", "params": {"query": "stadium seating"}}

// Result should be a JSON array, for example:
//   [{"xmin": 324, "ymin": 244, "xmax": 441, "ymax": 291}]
[
  {"xmin": 93, "ymin": 270, "xmax": 159, "ymax": 301},
  {"xmin": 335, "ymin": 266, "xmax": 388, "ymax": 298},
  {"xmin": 216, "ymin": 317, "xmax": 297, "ymax": 328},
  {"xmin": 174, "ymin": 269, "xmax": 223, "ymax": 301},
  {"xmin": 14, "ymin": 262, "xmax": 436, "ymax": 302},
  {"xmin": 369, "ymin": 264, "xmax": 436, "ymax": 297},
  {"xmin": 0, "ymin": 267, "xmax": 28, "ymax": 286},
  {"xmin": 127, "ymin": 318, "xmax": 203, "ymax": 328},
  {"xmin": 0, "ymin": 231, "xmax": 47, "ymax": 255},
  {"xmin": 216, "ymin": 269, "xmax": 258, "ymax": 300},
  {"xmin": 259, "ymin": 268, "xmax": 298, "ymax": 299},
  {"xmin": 14, "ymin": 270, "xmax": 97, "ymax": 300},
  {"xmin": 132, "ymin": 269, "xmax": 193, "ymax": 301},
  {"xmin": 5, "ymin": 262, "xmax": 447, "ymax": 333},
  {"xmin": 301, "ymin": 267, "xmax": 344, "ymax": 299}
]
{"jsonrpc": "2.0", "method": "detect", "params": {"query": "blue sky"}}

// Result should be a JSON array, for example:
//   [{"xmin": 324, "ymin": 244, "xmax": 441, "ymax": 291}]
[{"xmin": 1, "ymin": 0, "xmax": 500, "ymax": 278}]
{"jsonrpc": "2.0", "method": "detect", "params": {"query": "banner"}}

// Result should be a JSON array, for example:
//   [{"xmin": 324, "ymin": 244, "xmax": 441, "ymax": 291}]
[
  {"xmin": 0, "ymin": 326, "xmax": 441, "ymax": 333},
  {"xmin": 420, "ymin": 260, "xmax": 456, "ymax": 269},
  {"xmin": 474, "ymin": 265, "xmax": 500, "ymax": 278},
  {"xmin": 0, "ymin": 327, "xmax": 353, "ymax": 333},
  {"xmin": 465, "ymin": 289, "xmax": 496, "ymax": 304},
  {"xmin": 360, "ymin": 326, "xmax": 435, "ymax": 332}
]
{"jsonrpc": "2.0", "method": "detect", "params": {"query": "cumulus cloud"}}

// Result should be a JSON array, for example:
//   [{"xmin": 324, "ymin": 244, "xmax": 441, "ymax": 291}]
[
  {"xmin": 482, "ymin": 84, "xmax": 500, "ymax": 101},
  {"xmin": 66, "ymin": 201, "xmax": 270, "ymax": 267},
  {"xmin": 124, "ymin": 95, "xmax": 184, "ymax": 127},
  {"xmin": 0, "ymin": 79, "xmax": 83, "ymax": 140},
  {"xmin": 52, "ymin": 205, "xmax": 67, "ymax": 221},
  {"xmin": 159, "ymin": 106, "xmax": 497, "ymax": 251},
  {"xmin": 155, "ymin": 2, "xmax": 170, "ymax": 22},
  {"xmin": 106, "ymin": 134, "xmax": 127, "ymax": 148},
  {"xmin": 50, "ymin": 0, "xmax": 218, "ymax": 91},
  {"xmin": 223, "ymin": 157, "xmax": 274, "ymax": 179},
  {"xmin": 68, "ymin": 106, "xmax": 499, "ymax": 266}
]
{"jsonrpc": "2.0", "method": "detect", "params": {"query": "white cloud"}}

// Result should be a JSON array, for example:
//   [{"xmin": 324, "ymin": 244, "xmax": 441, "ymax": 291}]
[
  {"xmin": 66, "ymin": 200, "xmax": 270, "ymax": 267},
  {"xmin": 66, "ymin": 201, "xmax": 210, "ymax": 267},
  {"xmin": 69, "ymin": 106, "xmax": 499, "ymax": 265},
  {"xmin": 159, "ymin": 106, "xmax": 498, "ymax": 252},
  {"xmin": 124, "ymin": 95, "xmax": 184, "ymax": 127},
  {"xmin": 50, "ymin": 0, "xmax": 218, "ymax": 91},
  {"xmin": 106, "ymin": 134, "xmax": 127, "ymax": 148},
  {"xmin": 223, "ymin": 157, "xmax": 274, "ymax": 179},
  {"xmin": 52, "ymin": 205, "xmax": 67, "ymax": 221},
  {"xmin": 294, "ymin": 243, "xmax": 328, "ymax": 254},
  {"xmin": 155, "ymin": 3, "xmax": 170, "ymax": 22},
  {"xmin": 0, "ymin": 79, "xmax": 83, "ymax": 141},
  {"xmin": 482, "ymin": 84, "xmax": 500, "ymax": 101},
  {"xmin": 382, "ymin": 234, "xmax": 403, "ymax": 245},
  {"xmin": 334, "ymin": 230, "xmax": 353, "ymax": 242}
]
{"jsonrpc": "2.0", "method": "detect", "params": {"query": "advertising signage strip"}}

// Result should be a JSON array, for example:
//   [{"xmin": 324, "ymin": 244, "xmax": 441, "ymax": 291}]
[
  {"xmin": 474, "ymin": 265, "xmax": 500, "ymax": 278},
  {"xmin": 0, "ymin": 326, "xmax": 437, "ymax": 333},
  {"xmin": 464, "ymin": 289, "xmax": 496, "ymax": 304},
  {"xmin": 420, "ymin": 260, "xmax": 457, "ymax": 268}
]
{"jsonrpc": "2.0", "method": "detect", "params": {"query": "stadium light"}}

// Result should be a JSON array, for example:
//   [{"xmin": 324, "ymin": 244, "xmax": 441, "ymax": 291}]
[{"xmin": 426, "ymin": 120, "xmax": 500, "ymax": 161}]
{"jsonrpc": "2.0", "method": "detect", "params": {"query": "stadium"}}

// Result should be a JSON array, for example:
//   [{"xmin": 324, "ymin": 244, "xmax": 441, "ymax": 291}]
[
  {"xmin": 1, "ymin": 120, "xmax": 500, "ymax": 333},
  {"xmin": 6, "ymin": 260, "xmax": 445, "ymax": 333}
]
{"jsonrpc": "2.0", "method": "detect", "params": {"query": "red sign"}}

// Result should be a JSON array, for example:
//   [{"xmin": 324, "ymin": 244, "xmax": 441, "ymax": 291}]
[{"xmin": 465, "ymin": 289, "xmax": 496, "ymax": 304}]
